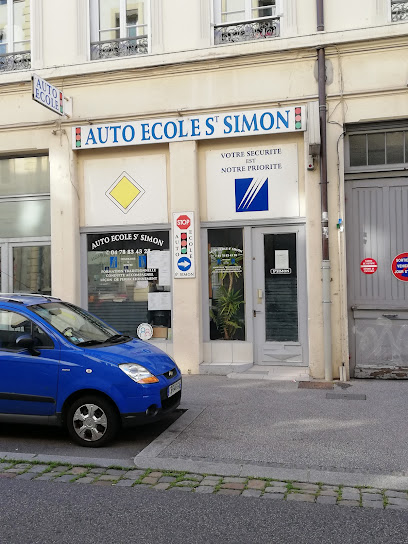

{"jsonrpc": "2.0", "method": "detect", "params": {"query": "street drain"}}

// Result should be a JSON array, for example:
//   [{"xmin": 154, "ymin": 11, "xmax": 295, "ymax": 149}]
[
  {"xmin": 298, "ymin": 381, "xmax": 334, "ymax": 389},
  {"xmin": 326, "ymin": 393, "xmax": 366, "ymax": 400}
]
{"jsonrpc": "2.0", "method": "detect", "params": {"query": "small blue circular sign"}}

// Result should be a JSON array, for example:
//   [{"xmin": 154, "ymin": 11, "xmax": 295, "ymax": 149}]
[{"xmin": 177, "ymin": 256, "xmax": 192, "ymax": 271}]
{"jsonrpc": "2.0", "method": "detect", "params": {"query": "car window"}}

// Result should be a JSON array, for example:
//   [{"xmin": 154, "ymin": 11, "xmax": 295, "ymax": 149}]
[{"xmin": 0, "ymin": 310, "xmax": 54, "ymax": 351}]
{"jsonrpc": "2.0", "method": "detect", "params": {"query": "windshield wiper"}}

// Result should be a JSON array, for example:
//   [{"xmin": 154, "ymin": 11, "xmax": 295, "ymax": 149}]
[{"xmin": 107, "ymin": 334, "xmax": 132, "ymax": 344}]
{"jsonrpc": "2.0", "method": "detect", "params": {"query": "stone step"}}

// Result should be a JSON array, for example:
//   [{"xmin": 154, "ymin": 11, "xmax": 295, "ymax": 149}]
[{"xmin": 199, "ymin": 361, "xmax": 253, "ymax": 376}]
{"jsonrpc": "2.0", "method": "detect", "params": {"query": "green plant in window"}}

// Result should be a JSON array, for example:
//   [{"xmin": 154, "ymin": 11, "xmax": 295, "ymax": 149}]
[{"xmin": 209, "ymin": 248, "xmax": 244, "ymax": 340}]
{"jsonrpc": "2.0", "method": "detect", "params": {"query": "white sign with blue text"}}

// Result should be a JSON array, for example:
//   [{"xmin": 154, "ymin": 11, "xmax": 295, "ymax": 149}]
[
  {"xmin": 32, "ymin": 74, "xmax": 65, "ymax": 116},
  {"xmin": 72, "ymin": 106, "xmax": 305, "ymax": 150},
  {"xmin": 206, "ymin": 144, "xmax": 299, "ymax": 221}
]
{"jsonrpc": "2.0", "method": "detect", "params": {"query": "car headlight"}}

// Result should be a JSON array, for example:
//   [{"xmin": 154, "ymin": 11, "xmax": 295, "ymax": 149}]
[{"xmin": 119, "ymin": 363, "xmax": 159, "ymax": 384}]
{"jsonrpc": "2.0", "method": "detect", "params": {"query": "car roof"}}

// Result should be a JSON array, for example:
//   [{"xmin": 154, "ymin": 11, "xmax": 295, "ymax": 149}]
[{"xmin": 0, "ymin": 293, "xmax": 62, "ymax": 307}]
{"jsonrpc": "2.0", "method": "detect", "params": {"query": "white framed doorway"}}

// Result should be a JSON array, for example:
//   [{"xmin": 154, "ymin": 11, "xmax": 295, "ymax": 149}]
[{"xmin": 252, "ymin": 225, "xmax": 307, "ymax": 365}]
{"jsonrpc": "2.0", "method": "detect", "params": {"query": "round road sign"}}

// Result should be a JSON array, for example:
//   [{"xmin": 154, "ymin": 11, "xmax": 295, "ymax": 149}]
[
  {"xmin": 391, "ymin": 252, "xmax": 408, "ymax": 282},
  {"xmin": 360, "ymin": 258, "xmax": 378, "ymax": 275}
]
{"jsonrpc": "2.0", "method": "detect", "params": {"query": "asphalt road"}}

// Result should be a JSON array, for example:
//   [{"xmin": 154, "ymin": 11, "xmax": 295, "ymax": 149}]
[
  {"xmin": 0, "ymin": 409, "xmax": 183, "ymax": 462},
  {"xmin": 0, "ymin": 478, "xmax": 407, "ymax": 544}
]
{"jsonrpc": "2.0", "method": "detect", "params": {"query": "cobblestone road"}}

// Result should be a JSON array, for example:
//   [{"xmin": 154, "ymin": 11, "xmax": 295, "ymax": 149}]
[{"xmin": 1, "ymin": 459, "xmax": 408, "ymax": 511}]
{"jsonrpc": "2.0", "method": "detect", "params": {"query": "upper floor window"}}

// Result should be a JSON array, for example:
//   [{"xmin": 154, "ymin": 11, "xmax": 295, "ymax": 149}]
[
  {"xmin": 391, "ymin": 1, "xmax": 408, "ymax": 21},
  {"xmin": 0, "ymin": 0, "xmax": 30, "ymax": 72},
  {"xmin": 90, "ymin": 0, "xmax": 149, "ymax": 60},
  {"xmin": 214, "ymin": 0, "xmax": 280, "ymax": 45},
  {"xmin": 348, "ymin": 130, "xmax": 408, "ymax": 169}
]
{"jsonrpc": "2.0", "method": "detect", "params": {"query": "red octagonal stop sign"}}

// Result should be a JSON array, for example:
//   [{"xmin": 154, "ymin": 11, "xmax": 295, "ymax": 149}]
[{"xmin": 176, "ymin": 214, "xmax": 191, "ymax": 230}]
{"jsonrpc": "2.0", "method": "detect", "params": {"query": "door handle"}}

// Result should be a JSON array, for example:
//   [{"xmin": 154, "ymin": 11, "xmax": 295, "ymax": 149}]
[
  {"xmin": 382, "ymin": 314, "xmax": 398, "ymax": 320},
  {"xmin": 253, "ymin": 310, "xmax": 261, "ymax": 317}
]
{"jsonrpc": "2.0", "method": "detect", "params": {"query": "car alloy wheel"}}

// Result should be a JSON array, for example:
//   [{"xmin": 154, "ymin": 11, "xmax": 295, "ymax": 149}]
[{"xmin": 67, "ymin": 395, "xmax": 118, "ymax": 447}]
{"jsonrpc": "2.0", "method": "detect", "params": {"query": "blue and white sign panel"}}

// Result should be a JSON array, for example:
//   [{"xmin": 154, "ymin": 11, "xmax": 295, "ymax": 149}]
[
  {"xmin": 72, "ymin": 106, "xmax": 305, "ymax": 150},
  {"xmin": 206, "ymin": 144, "xmax": 299, "ymax": 221},
  {"xmin": 173, "ymin": 212, "xmax": 196, "ymax": 278},
  {"xmin": 32, "ymin": 74, "xmax": 65, "ymax": 116}
]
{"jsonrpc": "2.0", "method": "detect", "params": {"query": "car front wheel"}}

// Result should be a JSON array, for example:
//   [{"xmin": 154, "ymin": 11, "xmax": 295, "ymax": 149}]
[{"xmin": 66, "ymin": 396, "xmax": 118, "ymax": 447}]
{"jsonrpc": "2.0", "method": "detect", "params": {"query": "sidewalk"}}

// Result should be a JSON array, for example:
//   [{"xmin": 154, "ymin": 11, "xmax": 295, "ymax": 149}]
[{"xmin": 134, "ymin": 374, "xmax": 408, "ymax": 490}]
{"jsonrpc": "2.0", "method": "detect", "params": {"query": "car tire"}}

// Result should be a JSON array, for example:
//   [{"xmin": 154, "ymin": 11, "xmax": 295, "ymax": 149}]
[{"xmin": 66, "ymin": 395, "xmax": 119, "ymax": 448}]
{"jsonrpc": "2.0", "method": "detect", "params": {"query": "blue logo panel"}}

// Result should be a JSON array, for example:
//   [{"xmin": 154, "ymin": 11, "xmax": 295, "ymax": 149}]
[
  {"xmin": 109, "ymin": 256, "xmax": 118, "ymax": 268},
  {"xmin": 235, "ymin": 177, "xmax": 268, "ymax": 212}
]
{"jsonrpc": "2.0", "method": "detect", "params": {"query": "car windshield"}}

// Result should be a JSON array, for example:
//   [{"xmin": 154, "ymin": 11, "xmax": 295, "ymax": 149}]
[{"xmin": 29, "ymin": 302, "xmax": 128, "ymax": 346}]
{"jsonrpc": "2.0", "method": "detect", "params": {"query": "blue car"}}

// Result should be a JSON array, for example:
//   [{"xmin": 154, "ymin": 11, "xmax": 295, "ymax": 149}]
[{"xmin": 0, "ymin": 294, "xmax": 182, "ymax": 447}]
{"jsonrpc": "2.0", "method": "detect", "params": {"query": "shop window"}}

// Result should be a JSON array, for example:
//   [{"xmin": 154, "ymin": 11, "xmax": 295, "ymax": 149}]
[
  {"xmin": 87, "ymin": 230, "xmax": 171, "ymax": 339},
  {"xmin": 208, "ymin": 228, "xmax": 245, "ymax": 341},
  {"xmin": 214, "ymin": 0, "xmax": 280, "ymax": 45},
  {"xmin": 0, "ymin": 156, "xmax": 50, "ymax": 238},
  {"xmin": 0, "ymin": 0, "xmax": 31, "ymax": 72},
  {"xmin": 391, "ymin": 1, "xmax": 408, "ymax": 21},
  {"xmin": 89, "ymin": 0, "xmax": 149, "ymax": 60}
]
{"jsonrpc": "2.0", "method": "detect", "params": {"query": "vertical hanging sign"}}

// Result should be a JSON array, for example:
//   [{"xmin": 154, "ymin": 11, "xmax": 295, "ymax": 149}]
[{"xmin": 173, "ymin": 212, "xmax": 195, "ymax": 278}]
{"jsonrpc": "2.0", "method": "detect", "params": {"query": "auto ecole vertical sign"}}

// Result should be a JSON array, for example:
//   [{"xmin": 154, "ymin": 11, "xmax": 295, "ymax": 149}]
[{"xmin": 173, "ymin": 212, "xmax": 195, "ymax": 278}]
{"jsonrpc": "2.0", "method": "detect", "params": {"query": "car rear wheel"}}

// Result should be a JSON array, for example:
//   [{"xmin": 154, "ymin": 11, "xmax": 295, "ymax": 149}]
[{"xmin": 66, "ymin": 396, "xmax": 118, "ymax": 447}]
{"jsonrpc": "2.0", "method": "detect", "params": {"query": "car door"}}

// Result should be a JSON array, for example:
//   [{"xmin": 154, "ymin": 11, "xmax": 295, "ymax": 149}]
[{"xmin": 0, "ymin": 309, "xmax": 60, "ymax": 417}]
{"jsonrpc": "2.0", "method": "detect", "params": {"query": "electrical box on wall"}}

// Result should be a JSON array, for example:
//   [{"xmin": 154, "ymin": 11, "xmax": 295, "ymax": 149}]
[{"xmin": 307, "ymin": 101, "xmax": 321, "ymax": 157}]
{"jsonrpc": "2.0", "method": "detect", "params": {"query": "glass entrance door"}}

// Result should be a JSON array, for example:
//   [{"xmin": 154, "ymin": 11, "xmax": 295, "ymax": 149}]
[
  {"xmin": 252, "ymin": 226, "xmax": 307, "ymax": 365},
  {"xmin": 0, "ymin": 241, "xmax": 51, "ymax": 294}
]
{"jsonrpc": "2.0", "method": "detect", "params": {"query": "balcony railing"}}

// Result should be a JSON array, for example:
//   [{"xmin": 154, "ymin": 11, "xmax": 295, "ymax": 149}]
[
  {"xmin": 90, "ymin": 36, "xmax": 148, "ymax": 60},
  {"xmin": 214, "ymin": 16, "xmax": 280, "ymax": 45},
  {"xmin": 391, "ymin": 1, "xmax": 408, "ymax": 21},
  {"xmin": 0, "ymin": 50, "xmax": 31, "ymax": 72}
]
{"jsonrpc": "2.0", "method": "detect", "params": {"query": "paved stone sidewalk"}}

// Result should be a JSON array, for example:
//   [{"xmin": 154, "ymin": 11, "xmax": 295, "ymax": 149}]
[{"xmin": 1, "ymin": 459, "xmax": 408, "ymax": 511}]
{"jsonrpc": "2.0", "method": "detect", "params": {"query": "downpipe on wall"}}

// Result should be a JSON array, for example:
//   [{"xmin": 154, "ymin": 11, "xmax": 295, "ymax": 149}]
[{"xmin": 317, "ymin": 0, "xmax": 333, "ymax": 381}]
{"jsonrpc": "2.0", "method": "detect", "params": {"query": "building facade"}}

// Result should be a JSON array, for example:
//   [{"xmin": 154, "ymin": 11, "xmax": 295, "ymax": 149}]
[{"xmin": 1, "ymin": 0, "xmax": 408, "ymax": 379}]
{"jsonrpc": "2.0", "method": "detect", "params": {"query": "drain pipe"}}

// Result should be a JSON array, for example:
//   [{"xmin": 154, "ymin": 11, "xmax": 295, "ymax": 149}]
[{"xmin": 317, "ymin": 0, "xmax": 333, "ymax": 381}]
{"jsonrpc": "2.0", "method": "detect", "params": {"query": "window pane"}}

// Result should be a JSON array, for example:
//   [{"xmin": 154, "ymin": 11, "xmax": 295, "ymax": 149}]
[
  {"xmin": 368, "ymin": 133, "xmax": 386, "ymax": 165},
  {"xmin": 0, "ymin": 200, "xmax": 51, "ymax": 237},
  {"xmin": 87, "ymin": 231, "xmax": 171, "ymax": 339},
  {"xmin": 386, "ymin": 132, "xmax": 404, "ymax": 164},
  {"xmin": 406, "ymin": 132, "xmax": 408, "ymax": 163},
  {"xmin": 0, "ymin": 310, "xmax": 31, "ymax": 350},
  {"xmin": 264, "ymin": 233, "xmax": 297, "ymax": 341},
  {"xmin": 0, "ymin": 156, "xmax": 49, "ymax": 196},
  {"xmin": 208, "ymin": 228, "xmax": 245, "ymax": 341},
  {"xmin": 221, "ymin": 0, "xmax": 245, "ymax": 22},
  {"xmin": 99, "ymin": 0, "xmax": 120, "ymax": 35},
  {"xmin": 126, "ymin": 0, "xmax": 146, "ymax": 36},
  {"xmin": 13, "ymin": 245, "xmax": 51, "ymax": 294},
  {"xmin": 0, "ymin": 1, "xmax": 7, "ymax": 53},
  {"xmin": 349, "ymin": 134, "xmax": 367, "ymax": 167},
  {"xmin": 252, "ymin": 0, "xmax": 275, "ymax": 18},
  {"xmin": 13, "ymin": 0, "xmax": 30, "ymax": 51}
]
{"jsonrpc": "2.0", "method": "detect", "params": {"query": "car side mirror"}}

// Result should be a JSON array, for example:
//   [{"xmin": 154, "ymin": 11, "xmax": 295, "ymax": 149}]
[{"xmin": 16, "ymin": 334, "xmax": 41, "ymax": 356}]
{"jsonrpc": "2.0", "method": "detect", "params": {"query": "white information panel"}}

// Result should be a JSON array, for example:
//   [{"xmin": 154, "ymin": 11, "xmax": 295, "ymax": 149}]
[{"xmin": 173, "ymin": 212, "xmax": 196, "ymax": 278}]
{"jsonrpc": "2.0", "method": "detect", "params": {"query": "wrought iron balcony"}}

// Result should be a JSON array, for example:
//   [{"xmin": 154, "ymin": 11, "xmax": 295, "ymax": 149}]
[
  {"xmin": 214, "ymin": 16, "xmax": 280, "ymax": 45},
  {"xmin": 392, "ymin": 1, "xmax": 408, "ymax": 21},
  {"xmin": 0, "ymin": 50, "xmax": 31, "ymax": 72},
  {"xmin": 90, "ymin": 36, "xmax": 148, "ymax": 60}
]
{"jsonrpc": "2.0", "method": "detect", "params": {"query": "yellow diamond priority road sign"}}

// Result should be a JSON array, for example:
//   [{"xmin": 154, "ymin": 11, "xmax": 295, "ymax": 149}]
[{"xmin": 105, "ymin": 172, "xmax": 145, "ymax": 213}]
